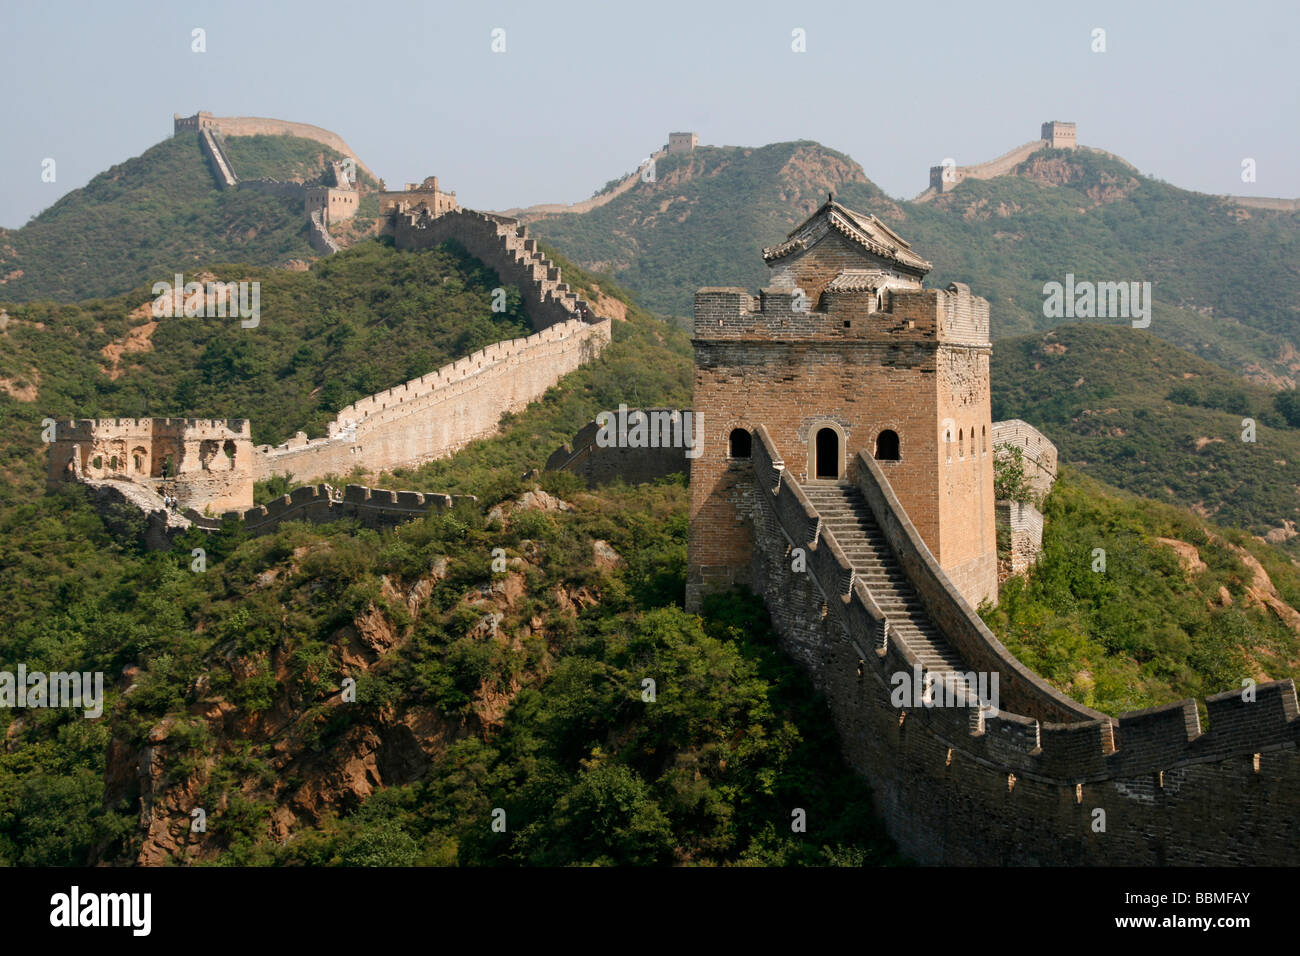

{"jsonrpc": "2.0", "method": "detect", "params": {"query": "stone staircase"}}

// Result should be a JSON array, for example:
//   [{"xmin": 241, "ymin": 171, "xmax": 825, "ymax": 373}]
[{"xmin": 803, "ymin": 481, "xmax": 967, "ymax": 674}]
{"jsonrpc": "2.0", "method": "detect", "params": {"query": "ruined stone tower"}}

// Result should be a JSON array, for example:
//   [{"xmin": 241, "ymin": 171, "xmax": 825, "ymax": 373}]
[{"xmin": 686, "ymin": 199, "xmax": 997, "ymax": 611}]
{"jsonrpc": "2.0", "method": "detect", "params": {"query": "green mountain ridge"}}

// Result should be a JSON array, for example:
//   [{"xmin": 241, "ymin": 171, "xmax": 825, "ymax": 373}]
[
  {"xmin": 992, "ymin": 323, "xmax": 1300, "ymax": 549},
  {"xmin": 0, "ymin": 133, "xmax": 374, "ymax": 303},
  {"xmin": 530, "ymin": 141, "xmax": 1300, "ymax": 387},
  {"xmin": 3, "ymin": 219, "xmax": 1300, "ymax": 865}
]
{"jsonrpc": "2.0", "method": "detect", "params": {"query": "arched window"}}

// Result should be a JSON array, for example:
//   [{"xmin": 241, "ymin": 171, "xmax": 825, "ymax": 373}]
[
  {"xmin": 728, "ymin": 428, "xmax": 751, "ymax": 459},
  {"xmin": 958, "ymin": 429, "xmax": 964, "ymax": 459},
  {"xmin": 875, "ymin": 429, "xmax": 900, "ymax": 461},
  {"xmin": 815, "ymin": 428, "xmax": 840, "ymax": 479},
  {"xmin": 110, "ymin": 456, "xmax": 119, "ymax": 472}
]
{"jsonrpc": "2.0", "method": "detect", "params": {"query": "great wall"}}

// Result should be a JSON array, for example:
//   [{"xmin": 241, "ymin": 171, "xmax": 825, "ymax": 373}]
[
  {"xmin": 686, "ymin": 197, "xmax": 1300, "ymax": 865},
  {"xmin": 74, "ymin": 456, "xmax": 477, "ymax": 550},
  {"xmin": 179, "ymin": 112, "xmax": 364, "ymax": 255},
  {"xmin": 175, "ymin": 111, "xmax": 378, "ymax": 181},
  {"xmin": 747, "ymin": 432, "xmax": 1300, "ymax": 864},
  {"xmin": 45, "ymin": 117, "xmax": 1300, "ymax": 865},
  {"xmin": 47, "ymin": 183, "xmax": 613, "ymax": 530},
  {"xmin": 918, "ymin": 120, "xmax": 1298, "ymax": 211}
]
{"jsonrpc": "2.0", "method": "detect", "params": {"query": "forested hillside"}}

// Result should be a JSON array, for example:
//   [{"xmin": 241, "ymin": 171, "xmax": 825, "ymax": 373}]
[{"xmin": 531, "ymin": 142, "xmax": 1300, "ymax": 386}]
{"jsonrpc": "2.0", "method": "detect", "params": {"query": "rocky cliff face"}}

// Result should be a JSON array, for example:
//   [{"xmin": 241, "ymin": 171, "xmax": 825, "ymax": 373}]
[{"xmin": 99, "ymin": 492, "xmax": 599, "ymax": 865}]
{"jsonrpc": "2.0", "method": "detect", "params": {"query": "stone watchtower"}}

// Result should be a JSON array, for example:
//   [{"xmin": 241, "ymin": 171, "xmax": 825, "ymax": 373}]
[
  {"xmin": 1041, "ymin": 121, "xmax": 1077, "ymax": 149},
  {"xmin": 686, "ymin": 199, "xmax": 997, "ymax": 611}
]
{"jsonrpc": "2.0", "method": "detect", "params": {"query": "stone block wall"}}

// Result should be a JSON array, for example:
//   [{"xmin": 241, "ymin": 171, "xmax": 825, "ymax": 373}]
[
  {"xmin": 47, "ymin": 418, "xmax": 254, "ymax": 514},
  {"xmin": 991, "ymin": 418, "xmax": 1057, "ymax": 498},
  {"xmin": 1041, "ymin": 120, "xmax": 1078, "ymax": 149},
  {"xmin": 749, "ymin": 429, "xmax": 1300, "ymax": 865},
  {"xmin": 667, "ymin": 132, "xmax": 698, "ymax": 153},
  {"xmin": 307, "ymin": 210, "xmax": 340, "ymax": 254},
  {"xmin": 252, "ymin": 317, "xmax": 610, "ymax": 483},
  {"xmin": 379, "ymin": 176, "xmax": 458, "ymax": 230},
  {"xmin": 221, "ymin": 483, "xmax": 476, "ymax": 536},
  {"xmin": 237, "ymin": 179, "xmax": 307, "ymax": 201},
  {"xmin": 689, "ymin": 281, "xmax": 997, "ymax": 611},
  {"xmin": 304, "ymin": 185, "xmax": 358, "ymax": 226},
  {"xmin": 997, "ymin": 500, "xmax": 1045, "ymax": 573},
  {"xmin": 924, "ymin": 135, "xmax": 1054, "ymax": 196},
  {"xmin": 175, "ymin": 112, "xmax": 379, "ymax": 182},
  {"xmin": 393, "ymin": 208, "xmax": 600, "ymax": 331},
  {"xmin": 198, "ymin": 129, "xmax": 237, "ymax": 189},
  {"xmin": 545, "ymin": 412, "xmax": 691, "ymax": 486},
  {"xmin": 48, "ymin": 203, "xmax": 611, "ymax": 515}
]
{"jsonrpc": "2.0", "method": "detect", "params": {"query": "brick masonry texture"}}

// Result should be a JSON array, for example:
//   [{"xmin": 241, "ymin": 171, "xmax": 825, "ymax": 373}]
[
  {"xmin": 47, "ymin": 206, "xmax": 611, "ymax": 522},
  {"xmin": 545, "ymin": 410, "xmax": 691, "ymax": 487},
  {"xmin": 992, "ymin": 419, "xmax": 1057, "ymax": 572},
  {"xmin": 688, "ymin": 199, "xmax": 997, "ymax": 613},
  {"xmin": 749, "ymin": 429, "xmax": 1300, "ymax": 865},
  {"xmin": 689, "ymin": 200, "xmax": 1300, "ymax": 864}
]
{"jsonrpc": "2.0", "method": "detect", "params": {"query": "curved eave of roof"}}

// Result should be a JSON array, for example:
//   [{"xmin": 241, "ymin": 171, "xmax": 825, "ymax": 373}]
[
  {"xmin": 827, "ymin": 212, "xmax": 932, "ymax": 272},
  {"xmin": 762, "ymin": 205, "xmax": 932, "ymax": 273},
  {"xmin": 761, "ymin": 236, "xmax": 807, "ymax": 261}
]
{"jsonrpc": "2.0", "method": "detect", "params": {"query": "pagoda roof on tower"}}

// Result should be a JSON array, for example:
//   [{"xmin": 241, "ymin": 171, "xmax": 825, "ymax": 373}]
[{"xmin": 762, "ymin": 200, "xmax": 932, "ymax": 275}]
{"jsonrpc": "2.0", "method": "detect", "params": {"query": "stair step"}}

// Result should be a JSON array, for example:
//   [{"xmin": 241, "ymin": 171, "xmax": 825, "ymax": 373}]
[{"xmin": 799, "ymin": 480, "xmax": 975, "ymax": 674}]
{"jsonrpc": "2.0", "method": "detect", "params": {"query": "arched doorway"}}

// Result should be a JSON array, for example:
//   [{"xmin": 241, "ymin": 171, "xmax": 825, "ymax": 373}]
[
  {"xmin": 814, "ymin": 427, "xmax": 840, "ymax": 479},
  {"xmin": 728, "ymin": 428, "xmax": 751, "ymax": 459}
]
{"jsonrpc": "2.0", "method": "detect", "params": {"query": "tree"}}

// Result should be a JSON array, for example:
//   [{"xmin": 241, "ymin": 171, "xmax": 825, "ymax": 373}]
[{"xmin": 993, "ymin": 444, "xmax": 1037, "ymax": 504}]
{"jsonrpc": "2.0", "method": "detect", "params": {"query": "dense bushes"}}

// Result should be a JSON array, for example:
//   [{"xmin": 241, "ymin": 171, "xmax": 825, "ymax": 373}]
[{"xmin": 981, "ymin": 468, "xmax": 1300, "ymax": 714}]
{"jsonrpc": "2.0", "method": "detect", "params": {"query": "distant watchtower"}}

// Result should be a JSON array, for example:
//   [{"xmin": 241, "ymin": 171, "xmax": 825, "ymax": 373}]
[
  {"xmin": 173, "ymin": 111, "xmax": 217, "ymax": 135},
  {"xmin": 667, "ymin": 132, "xmax": 698, "ymax": 153},
  {"xmin": 687, "ymin": 200, "xmax": 997, "ymax": 610},
  {"xmin": 1041, "ymin": 121, "xmax": 1077, "ymax": 149}
]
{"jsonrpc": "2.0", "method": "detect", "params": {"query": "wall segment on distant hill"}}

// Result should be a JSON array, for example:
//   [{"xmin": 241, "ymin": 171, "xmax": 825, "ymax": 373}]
[
  {"xmin": 175, "ymin": 112, "xmax": 378, "ymax": 182},
  {"xmin": 49, "ymin": 202, "xmax": 612, "ymax": 513},
  {"xmin": 251, "ymin": 317, "xmax": 609, "ymax": 483}
]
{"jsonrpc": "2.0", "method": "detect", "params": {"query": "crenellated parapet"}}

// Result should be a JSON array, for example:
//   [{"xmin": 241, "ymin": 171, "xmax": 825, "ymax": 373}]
[
  {"xmin": 46, "ymin": 417, "xmax": 254, "ymax": 514},
  {"xmin": 693, "ymin": 280, "xmax": 988, "ymax": 348},
  {"xmin": 747, "ymin": 424, "xmax": 1300, "ymax": 864},
  {"xmin": 249, "ymin": 315, "xmax": 610, "ymax": 485},
  {"xmin": 217, "ymin": 483, "xmax": 477, "ymax": 536},
  {"xmin": 991, "ymin": 418, "xmax": 1057, "ymax": 496},
  {"xmin": 47, "ymin": 197, "xmax": 612, "ymax": 514},
  {"xmin": 393, "ymin": 207, "xmax": 605, "ymax": 331},
  {"xmin": 991, "ymin": 419, "xmax": 1058, "ymax": 573}
]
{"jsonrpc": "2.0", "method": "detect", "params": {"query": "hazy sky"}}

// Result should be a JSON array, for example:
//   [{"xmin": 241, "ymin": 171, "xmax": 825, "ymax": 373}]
[{"xmin": 1, "ymin": 0, "xmax": 1296, "ymax": 227}]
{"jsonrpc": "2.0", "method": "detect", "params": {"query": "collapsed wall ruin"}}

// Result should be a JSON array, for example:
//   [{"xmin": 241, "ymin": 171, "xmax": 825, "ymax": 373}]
[{"xmin": 991, "ymin": 418, "xmax": 1057, "ymax": 573}]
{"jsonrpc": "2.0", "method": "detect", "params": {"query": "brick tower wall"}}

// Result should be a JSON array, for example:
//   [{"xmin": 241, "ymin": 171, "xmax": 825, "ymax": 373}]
[
  {"xmin": 931, "ymin": 283, "xmax": 997, "ymax": 606},
  {"xmin": 689, "ymin": 284, "xmax": 973, "ymax": 610}
]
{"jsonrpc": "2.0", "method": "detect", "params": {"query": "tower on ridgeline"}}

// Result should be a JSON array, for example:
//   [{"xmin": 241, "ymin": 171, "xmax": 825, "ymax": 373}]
[
  {"xmin": 686, "ymin": 199, "xmax": 997, "ymax": 610},
  {"xmin": 667, "ymin": 132, "xmax": 698, "ymax": 153},
  {"xmin": 1040, "ymin": 120, "xmax": 1077, "ymax": 149}
]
